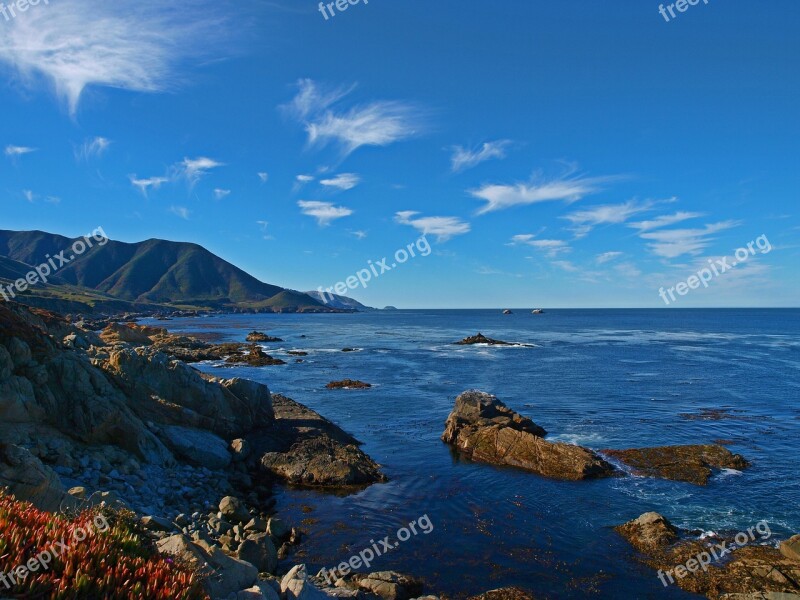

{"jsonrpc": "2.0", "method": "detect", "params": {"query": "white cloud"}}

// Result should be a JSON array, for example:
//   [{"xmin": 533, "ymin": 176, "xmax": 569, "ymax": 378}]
[
  {"xmin": 213, "ymin": 188, "xmax": 231, "ymax": 200},
  {"xmin": 296, "ymin": 174, "xmax": 314, "ymax": 183},
  {"xmin": 562, "ymin": 200, "xmax": 655, "ymax": 238},
  {"xmin": 450, "ymin": 140, "xmax": 511, "ymax": 172},
  {"xmin": 284, "ymin": 79, "xmax": 422, "ymax": 156},
  {"xmin": 469, "ymin": 174, "xmax": 611, "ymax": 215},
  {"xmin": 5, "ymin": 145, "xmax": 36, "ymax": 158},
  {"xmin": 129, "ymin": 175, "xmax": 169, "ymax": 196},
  {"xmin": 509, "ymin": 234, "xmax": 571, "ymax": 257},
  {"xmin": 75, "ymin": 136, "xmax": 111, "ymax": 161},
  {"xmin": 298, "ymin": 200, "xmax": 353, "ymax": 226},
  {"xmin": 551, "ymin": 260, "xmax": 579, "ymax": 272},
  {"xmin": 257, "ymin": 172, "xmax": 269, "ymax": 183},
  {"xmin": 596, "ymin": 251, "xmax": 624, "ymax": 264},
  {"xmin": 22, "ymin": 189, "xmax": 34, "ymax": 202},
  {"xmin": 639, "ymin": 220, "xmax": 740, "ymax": 258},
  {"xmin": 169, "ymin": 205, "xmax": 191, "ymax": 220},
  {"xmin": 350, "ymin": 230, "xmax": 368, "ymax": 239},
  {"xmin": 177, "ymin": 156, "xmax": 224, "ymax": 184},
  {"xmin": 0, "ymin": 0, "xmax": 230, "ymax": 115},
  {"xmin": 320, "ymin": 173, "xmax": 360, "ymax": 190},
  {"xmin": 395, "ymin": 211, "xmax": 471, "ymax": 242},
  {"xmin": 628, "ymin": 210, "xmax": 704, "ymax": 232}
]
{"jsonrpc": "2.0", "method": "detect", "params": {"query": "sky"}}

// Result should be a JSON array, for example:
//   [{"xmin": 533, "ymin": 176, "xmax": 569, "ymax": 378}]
[{"xmin": 0, "ymin": 0, "xmax": 798, "ymax": 308}]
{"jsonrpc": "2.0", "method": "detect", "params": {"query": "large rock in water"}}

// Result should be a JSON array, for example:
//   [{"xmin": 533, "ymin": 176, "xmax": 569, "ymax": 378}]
[
  {"xmin": 260, "ymin": 434, "xmax": 387, "ymax": 487},
  {"xmin": 442, "ymin": 391, "xmax": 615, "ymax": 480},
  {"xmin": 616, "ymin": 512, "xmax": 800, "ymax": 598},
  {"xmin": 602, "ymin": 444, "xmax": 750, "ymax": 485}
]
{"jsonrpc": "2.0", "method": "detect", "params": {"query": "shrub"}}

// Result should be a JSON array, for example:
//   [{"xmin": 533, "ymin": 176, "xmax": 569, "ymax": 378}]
[{"xmin": 0, "ymin": 491, "xmax": 208, "ymax": 599}]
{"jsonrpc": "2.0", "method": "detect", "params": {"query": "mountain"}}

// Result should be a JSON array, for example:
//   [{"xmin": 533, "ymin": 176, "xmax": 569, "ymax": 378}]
[
  {"xmin": 304, "ymin": 291, "xmax": 377, "ymax": 312},
  {"xmin": 0, "ymin": 229, "xmax": 336, "ymax": 314}
]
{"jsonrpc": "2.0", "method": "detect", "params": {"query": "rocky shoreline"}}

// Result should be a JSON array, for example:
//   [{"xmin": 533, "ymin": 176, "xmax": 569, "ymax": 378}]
[{"xmin": 2, "ymin": 307, "xmax": 797, "ymax": 599}]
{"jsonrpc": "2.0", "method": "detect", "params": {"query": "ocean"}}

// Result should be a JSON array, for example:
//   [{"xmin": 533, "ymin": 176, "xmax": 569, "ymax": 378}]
[{"xmin": 141, "ymin": 309, "xmax": 800, "ymax": 598}]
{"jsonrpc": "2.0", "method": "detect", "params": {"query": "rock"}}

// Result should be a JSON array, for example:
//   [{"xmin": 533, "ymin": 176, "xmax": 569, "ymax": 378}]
[
  {"xmin": 503, "ymin": 310, "xmax": 513, "ymax": 315},
  {"xmin": 442, "ymin": 391, "xmax": 614, "ymax": 481},
  {"xmin": 226, "ymin": 344, "xmax": 286, "ymax": 367},
  {"xmin": 351, "ymin": 572, "xmax": 424, "ymax": 600},
  {"xmin": 0, "ymin": 444, "xmax": 76, "ymax": 512},
  {"xmin": 141, "ymin": 515, "xmax": 176, "ymax": 532},
  {"xmin": 231, "ymin": 438, "xmax": 252, "ymax": 462},
  {"xmin": 468, "ymin": 588, "xmax": 537, "ymax": 600},
  {"xmin": 616, "ymin": 513, "xmax": 800, "ymax": 598},
  {"xmin": 454, "ymin": 333, "xmax": 517, "ymax": 346},
  {"xmin": 781, "ymin": 535, "xmax": 800, "ymax": 562},
  {"xmin": 235, "ymin": 583, "xmax": 282, "ymax": 600},
  {"xmin": 260, "ymin": 435, "xmax": 387, "ymax": 487},
  {"xmin": 237, "ymin": 532, "xmax": 278, "ymax": 573},
  {"xmin": 287, "ymin": 351, "xmax": 308, "ymax": 357},
  {"xmin": 245, "ymin": 516, "xmax": 267, "ymax": 532},
  {"xmin": 159, "ymin": 425, "xmax": 231, "ymax": 469},
  {"xmin": 158, "ymin": 533, "xmax": 258, "ymax": 599},
  {"xmin": 341, "ymin": 348, "xmax": 357, "ymax": 352},
  {"xmin": 282, "ymin": 565, "xmax": 331, "ymax": 600},
  {"xmin": 220, "ymin": 496, "xmax": 251, "ymax": 524},
  {"xmin": 614, "ymin": 512, "xmax": 678, "ymax": 553},
  {"xmin": 267, "ymin": 517, "xmax": 290, "ymax": 543},
  {"xmin": 100, "ymin": 322, "xmax": 166, "ymax": 345},
  {"xmin": 602, "ymin": 444, "xmax": 750, "ymax": 485},
  {"xmin": 326, "ymin": 380, "xmax": 372, "ymax": 390},
  {"xmin": 246, "ymin": 332, "xmax": 283, "ymax": 343}
]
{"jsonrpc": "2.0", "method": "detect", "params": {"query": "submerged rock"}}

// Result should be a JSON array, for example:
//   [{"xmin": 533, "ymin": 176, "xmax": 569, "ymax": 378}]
[
  {"xmin": 455, "ymin": 333, "xmax": 515, "ymax": 346},
  {"xmin": 616, "ymin": 512, "xmax": 800, "ymax": 599},
  {"xmin": 602, "ymin": 444, "xmax": 750, "ymax": 485},
  {"xmin": 442, "ymin": 391, "xmax": 615, "ymax": 481},
  {"xmin": 326, "ymin": 379, "xmax": 372, "ymax": 390}
]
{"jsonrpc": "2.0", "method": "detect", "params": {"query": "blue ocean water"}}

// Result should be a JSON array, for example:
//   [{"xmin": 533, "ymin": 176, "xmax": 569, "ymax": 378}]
[{"xmin": 143, "ymin": 309, "xmax": 800, "ymax": 598}]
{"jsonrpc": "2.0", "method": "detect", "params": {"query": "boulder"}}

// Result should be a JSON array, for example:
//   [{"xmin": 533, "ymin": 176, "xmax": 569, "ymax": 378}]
[
  {"xmin": 614, "ymin": 512, "xmax": 678, "ymax": 553},
  {"xmin": 351, "ymin": 572, "xmax": 424, "ymax": 600},
  {"xmin": 160, "ymin": 425, "xmax": 231, "ymax": 469},
  {"xmin": 237, "ymin": 533, "xmax": 278, "ymax": 573},
  {"xmin": 220, "ymin": 495, "xmax": 251, "ymax": 524},
  {"xmin": 602, "ymin": 444, "xmax": 750, "ymax": 485},
  {"xmin": 0, "ymin": 444, "xmax": 76, "ymax": 512},
  {"xmin": 260, "ymin": 435, "xmax": 387, "ymax": 487},
  {"xmin": 282, "ymin": 565, "xmax": 331, "ymax": 600},
  {"xmin": 442, "ymin": 391, "xmax": 614, "ymax": 481},
  {"xmin": 781, "ymin": 535, "xmax": 800, "ymax": 562}
]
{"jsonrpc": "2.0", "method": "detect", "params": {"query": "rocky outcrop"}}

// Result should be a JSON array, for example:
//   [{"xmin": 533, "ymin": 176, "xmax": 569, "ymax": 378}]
[
  {"xmin": 602, "ymin": 444, "xmax": 750, "ymax": 485},
  {"xmin": 616, "ymin": 512, "xmax": 800, "ymax": 599},
  {"xmin": 260, "ymin": 434, "xmax": 387, "ymax": 487},
  {"xmin": 247, "ymin": 331, "xmax": 283, "ymax": 342},
  {"xmin": 468, "ymin": 588, "xmax": 538, "ymax": 600},
  {"xmin": 442, "ymin": 391, "xmax": 615, "ymax": 480},
  {"xmin": 455, "ymin": 333, "xmax": 518, "ymax": 346},
  {"xmin": 226, "ymin": 344, "xmax": 287, "ymax": 366},
  {"xmin": 0, "ymin": 444, "xmax": 75, "ymax": 512},
  {"xmin": 326, "ymin": 379, "xmax": 372, "ymax": 389}
]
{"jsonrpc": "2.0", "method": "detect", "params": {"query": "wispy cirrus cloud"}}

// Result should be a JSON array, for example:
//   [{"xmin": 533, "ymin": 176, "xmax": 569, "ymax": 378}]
[
  {"xmin": 320, "ymin": 173, "xmax": 360, "ymax": 190},
  {"xmin": 450, "ymin": 140, "xmax": 512, "ymax": 172},
  {"xmin": 5, "ymin": 145, "xmax": 36, "ymax": 158},
  {"xmin": 596, "ymin": 251, "xmax": 624, "ymax": 264},
  {"xmin": 395, "ymin": 211, "xmax": 471, "ymax": 242},
  {"xmin": 213, "ymin": 188, "xmax": 231, "ymax": 200},
  {"xmin": 0, "ymin": 0, "xmax": 232, "ymax": 115},
  {"xmin": 75, "ymin": 136, "xmax": 111, "ymax": 161},
  {"xmin": 283, "ymin": 79, "xmax": 423, "ymax": 156},
  {"xmin": 257, "ymin": 172, "xmax": 269, "ymax": 183},
  {"xmin": 169, "ymin": 205, "xmax": 191, "ymax": 220},
  {"xmin": 298, "ymin": 200, "xmax": 353, "ymax": 226},
  {"xmin": 469, "ymin": 173, "xmax": 613, "ymax": 215},
  {"xmin": 129, "ymin": 175, "xmax": 169, "ymax": 197},
  {"xmin": 509, "ymin": 234, "xmax": 571, "ymax": 257},
  {"xmin": 627, "ymin": 210, "xmax": 704, "ymax": 232},
  {"xmin": 638, "ymin": 220, "xmax": 741, "ymax": 258},
  {"xmin": 562, "ymin": 200, "xmax": 656, "ymax": 238},
  {"xmin": 176, "ymin": 156, "xmax": 224, "ymax": 185}
]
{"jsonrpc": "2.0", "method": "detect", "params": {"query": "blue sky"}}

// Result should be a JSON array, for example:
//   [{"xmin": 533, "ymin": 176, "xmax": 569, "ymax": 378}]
[{"xmin": 0, "ymin": 0, "xmax": 798, "ymax": 308}]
